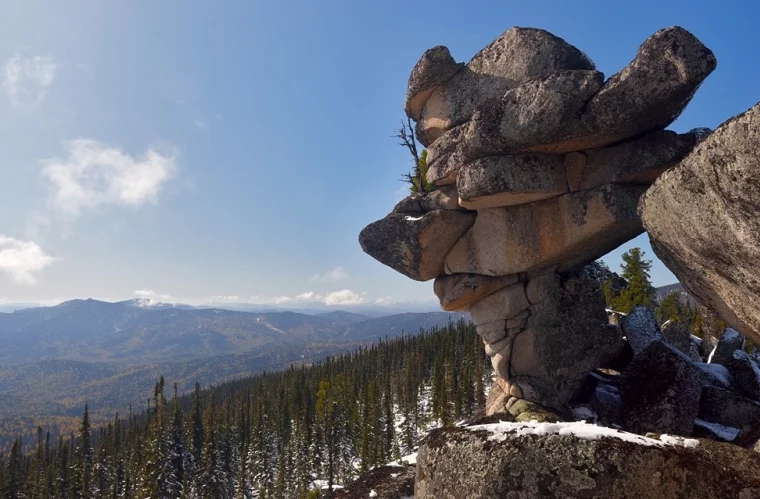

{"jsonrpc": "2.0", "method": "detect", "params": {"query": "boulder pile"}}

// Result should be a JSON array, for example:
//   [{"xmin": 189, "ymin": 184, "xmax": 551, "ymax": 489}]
[{"xmin": 359, "ymin": 25, "xmax": 716, "ymax": 412}]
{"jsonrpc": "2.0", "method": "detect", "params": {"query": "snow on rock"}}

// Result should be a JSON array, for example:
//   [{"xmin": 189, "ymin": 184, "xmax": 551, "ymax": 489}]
[
  {"xmin": 709, "ymin": 328, "xmax": 746, "ymax": 365},
  {"xmin": 694, "ymin": 418, "xmax": 740, "ymax": 441},
  {"xmin": 404, "ymin": 215, "xmax": 424, "ymax": 221},
  {"xmin": 696, "ymin": 362, "xmax": 732, "ymax": 387},
  {"xmin": 369, "ymin": 490, "xmax": 378, "ymax": 498},
  {"xmin": 467, "ymin": 420, "xmax": 700, "ymax": 448},
  {"xmin": 572, "ymin": 405, "xmax": 597, "ymax": 422}
]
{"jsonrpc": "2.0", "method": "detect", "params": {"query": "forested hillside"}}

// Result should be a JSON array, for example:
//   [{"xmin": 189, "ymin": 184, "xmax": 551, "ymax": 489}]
[{"xmin": 0, "ymin": 319, "xmax": 488, "ymax": 498}]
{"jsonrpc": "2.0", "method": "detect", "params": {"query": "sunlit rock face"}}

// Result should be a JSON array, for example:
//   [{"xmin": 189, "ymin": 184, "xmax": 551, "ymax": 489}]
[{"xmin": 360, "ymin": 25, "xmax": 715, "ymax": 412}]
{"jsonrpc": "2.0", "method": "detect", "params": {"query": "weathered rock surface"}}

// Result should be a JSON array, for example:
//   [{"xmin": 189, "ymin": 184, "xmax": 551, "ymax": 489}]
[
  {"xmin": 709, "ymin": 328, "xmax": 746, "ymax": 366},
  {"xmin": 425, "ymin": 125, "xmax": 467, "ymax": 186},
  {"xmin": 620, "ymin": 340, "xmax": 702, "ymax": 436},
  {"xmin": 416, "ymin": 421, "xmax": 760, "ymax": 498},
  {"xmin": 457, "ymin": 154, "xmax": 568, "ymax": 209},
  {"xmin": 392, "ymin": 185, "xmax": 466, "ymax": 214},
  {"xmin": 620, "ymin": 305, "xmax": 664, "ymax": 355},
  {"xmin": 445, "ymin": 185, "xmax": 645, "ymax": 276},
  {"xmin": 359, "ymin": 210, "xmax": 475, "ymax": 281},
  {"xmin": 434, "ymin": 273, "xmax": 518, "ymax": 311},
  {"xmin": 458, "ymin": 27, "xmax": 715, "ymax": 157},
  {"xmin": 461, "ymin": 70, "xmax": 604, "ymax": 157},
  {"xmin": 580, "ymin": 26, "xmax": 716, "ymax": 149},
  {"xmin": 728, "ymin": 350, "xmax": 760, "ymax": 400},
  {"xmin": 416, "ymin": 27, "xmax": 595, "ymax": 146},
  {"xmin": 475, "ymin": 270, "xmax": 624, "ymax": 411},
  {"xmin": 641, "ymin": 102, "xmax": 760, "ymax": 340},
  {"xmin": 661, "ymin": 321, "xmax": 701, "ymax": 361},
  {"xmin": 574, "ymin": 130, "xmax": 699, "ymax": 190},
  {"xmin": 699, "ymin": 385, "xmax": 760, "ymax": 430},
  {"xmin": 404, "ymin": 46, "xmax": 463, "ymax": 121}
]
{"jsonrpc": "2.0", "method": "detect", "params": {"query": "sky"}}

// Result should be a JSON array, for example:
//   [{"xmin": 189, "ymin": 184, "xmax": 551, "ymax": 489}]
[{"xmin": 0, "ymin": 0, "xmax": 758, "ymax": 308}]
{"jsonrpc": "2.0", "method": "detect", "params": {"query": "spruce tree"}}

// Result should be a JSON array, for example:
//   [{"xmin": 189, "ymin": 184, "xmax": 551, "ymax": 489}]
[
  {"xmin": 611, "ymin": 247, "xmax": 656, "ymax": 313},
  {"xmin": 72, "ymin": 404, "xmax": 94, "ymax": 499}
]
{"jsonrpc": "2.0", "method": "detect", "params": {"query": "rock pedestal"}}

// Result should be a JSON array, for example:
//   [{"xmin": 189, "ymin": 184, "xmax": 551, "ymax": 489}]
[{"xmin": 359, "ymin": 24, "xmax": 716, "ymax": 413}]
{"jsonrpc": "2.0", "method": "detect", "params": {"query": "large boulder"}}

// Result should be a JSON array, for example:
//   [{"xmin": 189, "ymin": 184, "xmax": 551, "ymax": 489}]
[
  {"xmin": 404, "ymin": 46, "xmax": 463, "ymax": 121},
  {"xmin": 459, "ymin": 27, "xmax": 715, "ymax": 157},
  {"xmin": 640, "ymin": 102, "xmax": 760, "ymax": 341},
  {"xmin": 358, "ymin": 210, "xmax": 475, "ymax": 281},
  {"xmin": 445, "ymin": 184, "xmax": 645, "ymax": 276},
  {"xmin": 727, "ymin": 350, "xmax": 760, "ymax": 400},
  {"xmin": 416, "ymin": 420, "xmax": 760, "ymax": 498},
  {"xmin": 699, "ymin": 385, "xmax": 760, "ymax": 429},
  {"xmin": 620, "ymin": 305, "xmax": 664, "ymax": 355},
  {"xmin": 579, "ymin": 26, "xmax": 716, "ymax": 148},
  {"xmin": 573, "ymin": 130, "xmax": 699, "ymax": 190},
  {"xmin": 434, "ymin": 273, "xmax": 518, "ymax": 311},
  {"xmin": 709, "ymin": 328, "xmax": 746, "ymax": 366},
  {"xmin": 461, "ymin": 70, "xmax": 604, "ymax": 157},
  {"xmin": 661, "ymin": 320, "xmax": 701, "ymax": 361},
  {"xmin": 619, "ymin": 340, "xmax": 702, "ymax": 436},
  {"xmin": 415, "ymin": 27, "xmax": 595, "ymax": 146},
  {"xmin": 456, "ymin": 154, "xmax": 568, "ymax": 209}
]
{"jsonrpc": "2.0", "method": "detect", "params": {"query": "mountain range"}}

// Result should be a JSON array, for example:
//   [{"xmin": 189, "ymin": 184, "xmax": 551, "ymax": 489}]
[{"xmin": 0, "ymin": 298, "xmax": 465, "ymax": 365}]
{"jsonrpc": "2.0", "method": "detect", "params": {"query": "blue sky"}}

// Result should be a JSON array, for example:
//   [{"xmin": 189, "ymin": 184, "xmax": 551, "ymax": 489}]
[{"xmin": 0, "ymin": 0, "xmax": 757, "ymax": 307}]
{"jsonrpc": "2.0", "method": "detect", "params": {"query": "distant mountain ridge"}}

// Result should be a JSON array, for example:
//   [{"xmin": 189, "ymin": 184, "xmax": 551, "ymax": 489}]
[{"xmin": 0, "ymin": 298, "xmax": 466, "ymax": 365}]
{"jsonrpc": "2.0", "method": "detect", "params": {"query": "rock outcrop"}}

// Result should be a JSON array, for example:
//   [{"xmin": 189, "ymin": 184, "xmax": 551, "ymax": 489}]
[
  {"xmin": 415, "ymin": 421, "xmax": 760, "ymax": 498},
  {"xmin": 360, "ymin": 25, "xmax": 716, "ymax": 414},
  {"xmin": 641, "ymin": 102, "xmax": 760, "ymax": 341}
]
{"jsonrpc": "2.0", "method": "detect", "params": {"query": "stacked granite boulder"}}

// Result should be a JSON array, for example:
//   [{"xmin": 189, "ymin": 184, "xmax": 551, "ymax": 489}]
[{"xmin": 360, "ymin": 25, "xmax": 716, "ymax": 414}]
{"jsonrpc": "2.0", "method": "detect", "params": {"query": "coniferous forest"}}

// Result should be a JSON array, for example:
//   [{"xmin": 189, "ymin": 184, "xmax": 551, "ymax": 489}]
[{"xmin": 0, "ymin": 319, "xmax": 488, "ymax": 498}]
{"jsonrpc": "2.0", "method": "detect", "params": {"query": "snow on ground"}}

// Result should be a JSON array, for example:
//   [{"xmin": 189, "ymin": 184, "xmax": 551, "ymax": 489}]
[
  {"xmin": 388, "ymin": 452, "xmax": 418, "ymax": 466},
  {"xmin": 310, "ymin": 480, "xmax": 344, "ymax": 491},
  {"xmin": 369, "ymin": 490, "xmax": 378, "ymax": 497},
  {"xmin": 694, "ymin": 418, "xmax": 740, "ymax": 441},
  {"xmin": 468, "ymin": 420, "xmax": 699, "ymax": 448}
]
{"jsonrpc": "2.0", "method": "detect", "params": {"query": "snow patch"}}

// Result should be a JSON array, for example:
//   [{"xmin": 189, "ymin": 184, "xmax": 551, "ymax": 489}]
[
  {"xmin": 694, "ymin": 418, "xmax": 740, "ymax": 441},
  {"xmin": 572, "ymin": 405, "xmax": 597, "ymax": 422},
  {"xmin": 369, "ymin": 490, "xmax": 378, "ymax": 498},
  {"xmin": 388, "ymin": 452, "xmax": 418, "ymax": 466},
  {"xmin": 404, "ymin": 215, "xmax": 423, "ymax": 221},
  {"xmin": 467, "ymin": 420, "xmax": 699, "ymax": 448},
  {"xmin": 697, "ymin": 362, "xmax": 731, "ymax": 386}
]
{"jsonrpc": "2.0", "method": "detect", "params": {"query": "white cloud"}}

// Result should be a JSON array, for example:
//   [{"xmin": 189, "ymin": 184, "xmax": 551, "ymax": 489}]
[
  {"xmin": 211, "ymin": 295, "xmax": 242, "ymax": 303},
  {"xmin": 134, "ymin": 289, "xmax": 171, "ymax": 300},
  {"xmin": 0, "ymin": 235, "xmax": 56, "ymax": 285},
  {"xmin": 375, "ymin": 296, "xmax": 394, "ymax": 305},
  {"xmin": 310, "ymin": 266, "xmax": 349, "ymax": 282},
  {"xmin": 325, "ymin": 289, "xmax": 365, "ymax": 306},
  {"xmin": 2, "ymin": 55, "xmax": 57, "ymax": 107},
  {"xmin": 42, "ymin": 140, "xmax": 177, "ymax": 220},
  {"xmin": 243, "ymin": 289, "xmax": 366, "ymax": 307}
]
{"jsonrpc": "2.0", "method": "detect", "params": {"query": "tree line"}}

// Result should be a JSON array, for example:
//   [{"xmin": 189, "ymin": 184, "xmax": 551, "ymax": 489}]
[{"xmin": 0, "ymin": 319, "xmax": 488, "ymax": 499}]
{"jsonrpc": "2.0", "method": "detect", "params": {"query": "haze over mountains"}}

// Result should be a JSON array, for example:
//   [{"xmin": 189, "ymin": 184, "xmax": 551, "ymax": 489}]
[
  {"xmin": 0, "ymin": 297, "xmax": 466, "ymax": 441},
  {"xmin": 0, "ymin": 298, "xmax": 464, "ymax": 365}
]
